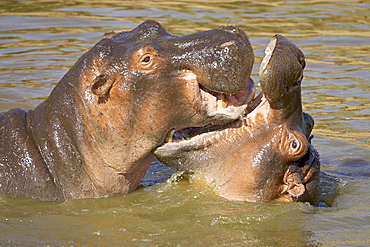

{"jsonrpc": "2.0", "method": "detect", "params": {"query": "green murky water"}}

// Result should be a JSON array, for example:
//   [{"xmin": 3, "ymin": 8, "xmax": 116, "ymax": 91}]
[{"xmin": 1, "ymin": 1, "xmax": 369, "ymax": 246}]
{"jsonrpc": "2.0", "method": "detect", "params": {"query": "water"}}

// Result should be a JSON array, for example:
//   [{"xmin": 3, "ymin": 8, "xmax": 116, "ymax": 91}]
[{"xmin": 1, "ymin": 0, "xmax": 369, "ymax": 246}]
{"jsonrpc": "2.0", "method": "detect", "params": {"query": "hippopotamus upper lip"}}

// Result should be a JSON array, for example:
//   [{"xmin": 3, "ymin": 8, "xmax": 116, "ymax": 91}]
[{"xmin": 199, "ymin": 77, "xmax": 254, "ymax": 112}]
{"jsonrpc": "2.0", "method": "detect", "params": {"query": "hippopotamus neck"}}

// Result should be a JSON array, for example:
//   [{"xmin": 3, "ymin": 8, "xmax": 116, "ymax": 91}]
[{"xmin": 26, "ymin": 73, "xmax": 156, "ymax": 200}]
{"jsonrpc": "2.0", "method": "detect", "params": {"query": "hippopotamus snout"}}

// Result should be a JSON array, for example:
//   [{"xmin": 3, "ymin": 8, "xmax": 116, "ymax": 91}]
[
  {"xmin": 104, "ymin": 20, "xmax": 254, "ymax": 95},
  {"xmin": 167, "ymin": 26, "xmax": 254, "ymax": 94}
]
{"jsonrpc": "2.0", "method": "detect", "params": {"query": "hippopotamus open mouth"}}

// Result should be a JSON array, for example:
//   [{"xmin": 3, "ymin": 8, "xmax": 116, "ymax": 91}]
[{"xmin": 155, "ymin": 35, "xmax": 321, "ymax": 205}]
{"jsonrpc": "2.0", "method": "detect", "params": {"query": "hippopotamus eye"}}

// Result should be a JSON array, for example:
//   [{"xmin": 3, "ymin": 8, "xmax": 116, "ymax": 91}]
[
  {"xmin": 142, "ymin": 56, "xmax": 151, "ymax": 63},
  {"xmin": 292, "ymin": 140, "xmax": 297, "ymax": 149},
  {"xmin": 133, "ymin": 45, "xmax": 163, "ymax": 73},
  {"xmin": 281, "ymin": 131, "xmax": 308, "ymax": 160}
]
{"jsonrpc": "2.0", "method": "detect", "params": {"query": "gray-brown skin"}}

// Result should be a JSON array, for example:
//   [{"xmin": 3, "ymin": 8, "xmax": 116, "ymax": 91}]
[
  {"xmin": 154, "ymin": 34, "xmax": 321, "ymax": 205},
  {"xmin": 0, "ymin": 20, "xmax": 255, "ymax": 201}
]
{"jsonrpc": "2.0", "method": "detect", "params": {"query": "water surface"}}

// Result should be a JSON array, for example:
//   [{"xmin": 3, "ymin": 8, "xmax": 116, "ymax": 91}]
[{"xmin": 1, "ymin": 0, "xmax": 369, "ymax": 246}]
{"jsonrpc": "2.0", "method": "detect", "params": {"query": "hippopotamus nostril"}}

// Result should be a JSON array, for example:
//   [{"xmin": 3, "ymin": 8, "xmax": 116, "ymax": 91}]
[
  {"xmin": 103, "ymin": 31, "xmax": 116, "ymax": 39},
  {"xmin": 220, "ymin": 40, "xmax": 236, "ymax": 47},
  {"xmin": 132, "ymin": 20, "xmax": 170, "ymax": 41}
]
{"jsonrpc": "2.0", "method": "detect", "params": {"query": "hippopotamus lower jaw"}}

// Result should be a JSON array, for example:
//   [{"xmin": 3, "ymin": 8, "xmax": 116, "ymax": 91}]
[{"xmin": 259, "ymin": 34, "xmax": 305, "ymax": 112}]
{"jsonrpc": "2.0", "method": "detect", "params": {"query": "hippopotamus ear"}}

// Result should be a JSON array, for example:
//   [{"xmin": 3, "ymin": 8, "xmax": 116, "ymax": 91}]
[
  {"xmin": 91, "ymin": 74, "xmax": 115, "ymax": 103},
  {"xmin": 103, "ymin": 31, "xmax": 116, "ymax": 39}
]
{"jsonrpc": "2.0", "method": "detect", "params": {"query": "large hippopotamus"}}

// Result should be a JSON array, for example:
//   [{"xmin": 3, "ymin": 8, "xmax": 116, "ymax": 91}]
[
  {"xmin": 155, "ymin": 35, "xmax": 321, "ymax": 205},
  {"xmin": 0, "ymin": 20, "xmax": 255, "ymax": 201}
]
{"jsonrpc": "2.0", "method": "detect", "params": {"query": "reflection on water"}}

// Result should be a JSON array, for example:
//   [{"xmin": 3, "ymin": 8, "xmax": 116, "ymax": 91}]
[{"xmin": 1, "ymin": 0, "xmax": 369, "ymax": 246}]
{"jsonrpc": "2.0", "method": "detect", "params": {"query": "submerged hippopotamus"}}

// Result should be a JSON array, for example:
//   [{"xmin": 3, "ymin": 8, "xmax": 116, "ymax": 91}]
[
  {"xmin": 0, "ymin": 20, "xmax": 255, "ymax": 201},
  {"xmin": 155, "ymin": 35, "xmax": 321, "ymax": 205}
]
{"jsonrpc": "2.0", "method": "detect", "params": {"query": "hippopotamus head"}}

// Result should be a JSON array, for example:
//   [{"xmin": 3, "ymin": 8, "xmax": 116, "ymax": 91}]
[
  {"xmin": 74, "ymin": 20, "xmax": 254, "ymax": 178},
  {"xmin": 154, "ymin": 35, "xmax": 320, "ymax": 205},
  {"xmin": 87, "ymin": 20, "xmax": 254, "ymax": 124}
]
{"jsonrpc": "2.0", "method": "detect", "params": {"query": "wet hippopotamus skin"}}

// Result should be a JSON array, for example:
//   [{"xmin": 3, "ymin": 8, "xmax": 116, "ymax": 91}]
[
  {"xmin": 0, "ymin": 20, "xmax": 255, "ymax": 201},
  {"xmin": 155, "ymin": 35, "xmax": 321, "ymax": 205}
]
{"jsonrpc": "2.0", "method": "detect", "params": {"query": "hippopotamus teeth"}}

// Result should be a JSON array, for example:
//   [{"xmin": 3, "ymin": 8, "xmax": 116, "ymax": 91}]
[
  {"xmin": 219, "ymin": 93, "xmax": 229, "ymax": 108},
  {"xmin": 165, "ymin": 129, "xmax": 176, "ymax": 143},
  {"xmin": 165, "ymin": 127, "xmax": 211, "ymax": 144},
  {"xmin": 158, "ymin": 86, "xmax": 255, "ymax": 147},
  {"xmin": 162, "ymin": 91, "xmax": 263, "ymax": 146}
]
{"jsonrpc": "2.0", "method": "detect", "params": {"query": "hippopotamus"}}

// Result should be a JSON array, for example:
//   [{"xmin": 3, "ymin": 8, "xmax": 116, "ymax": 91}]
[
  {"xmin": 0, "ymin": 20, "xmax": 255, "ymax": 201},
  {"xmin": 154, "ymin": 35, "xmax": 321, "ymax": 205}
]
